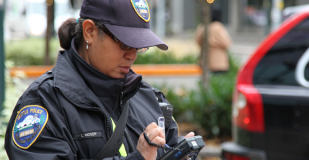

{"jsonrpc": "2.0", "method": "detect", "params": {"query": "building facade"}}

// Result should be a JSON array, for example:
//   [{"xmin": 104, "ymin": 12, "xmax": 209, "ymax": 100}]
[{"xmin": 167, "ymin": 0, "xmax": 309, "ymax": 37}]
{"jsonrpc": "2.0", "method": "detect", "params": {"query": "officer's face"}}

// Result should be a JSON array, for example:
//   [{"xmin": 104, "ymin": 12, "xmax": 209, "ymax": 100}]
[{"xmin": 83, "ymin": 23, "xmax": 138, "ymax": 79}]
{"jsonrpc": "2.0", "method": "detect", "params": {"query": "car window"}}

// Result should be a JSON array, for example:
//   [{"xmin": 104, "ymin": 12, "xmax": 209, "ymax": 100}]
[{"xmin": 253, "ymin": 17, "xmax": 309, "ymax": 86}]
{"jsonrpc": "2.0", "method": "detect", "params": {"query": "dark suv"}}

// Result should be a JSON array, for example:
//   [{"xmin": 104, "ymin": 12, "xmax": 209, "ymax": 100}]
[{"xmin": 222, "ymin": 11, "xmax": 309, "ymax": 160}]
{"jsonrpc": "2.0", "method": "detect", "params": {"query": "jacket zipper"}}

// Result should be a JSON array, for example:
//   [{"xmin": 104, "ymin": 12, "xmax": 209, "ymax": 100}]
[
  {"xmin": 119, "ymin": 81, "xmax": 124, "ymax": 109},
  {"xmin": 124, "ymin": 128, "xmax": 136, "ymax": 152},
  {"xmin": 117, "ymin": 80, "xmax": 139, "ymax": 153},
  {"xmin": 123, "ymin": 83, "xmax": 142, "ymax": 102},
  {"xmin": 119, "ymin": 84, "xmax": 142, "ymax": 138},
  {"xmin": 126, "ymin": 122, "xmax": 141, "ymax": 137}
]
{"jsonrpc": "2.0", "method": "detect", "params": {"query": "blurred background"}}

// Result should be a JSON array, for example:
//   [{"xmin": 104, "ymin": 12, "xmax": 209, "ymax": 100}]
[{"xmin": 0, "ymin": 0, "xmax": 309, "ymax": 159}]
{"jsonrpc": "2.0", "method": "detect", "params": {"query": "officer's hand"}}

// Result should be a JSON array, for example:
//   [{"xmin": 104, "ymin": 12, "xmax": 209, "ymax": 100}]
[
  {"xmin": 137, "ymin": 122, "xmax": 165, "ymax": 160},
  {"xmin": 179, "ymin": 132, "xmax": 195, "ymax": 160}
]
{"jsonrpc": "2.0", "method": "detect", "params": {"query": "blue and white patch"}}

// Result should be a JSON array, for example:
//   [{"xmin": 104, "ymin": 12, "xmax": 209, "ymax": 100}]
[
  {"xmin": 12, "ymin": 105, "xmax": 49, "ymax": 149},
  {"xmin": 131, "ymin": 0, "xmax": 150, "ymax": 22}
]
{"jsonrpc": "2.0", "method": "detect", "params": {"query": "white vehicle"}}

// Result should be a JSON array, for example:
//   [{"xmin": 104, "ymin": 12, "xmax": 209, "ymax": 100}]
[
  {"xmin": 4, "ymin": 0, "xmax": 28, "ymax": 40},
  {"xmin": 25, "ymin": 0, "xmax": 75, "ymax": 36},
  {"xmin": 25, "ymin": 0, "xmax": 46, "ymax": 36},
  {"xmin": 282, "ymin": 4, "xmax": 309, "ymax": 20},
  {"xmin": 5, "ymin": 0, "xmax": 76, "ymax": 39}
]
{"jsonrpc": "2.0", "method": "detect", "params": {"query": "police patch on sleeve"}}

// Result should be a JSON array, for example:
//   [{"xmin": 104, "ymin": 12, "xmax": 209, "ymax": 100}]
[
  {"xmin": 131, "ymin": 0, "xmax": 150, "ymax": 22},
  {"xmin": 12, "ymin": 105, "xmax": 49, "ymax": 149}
]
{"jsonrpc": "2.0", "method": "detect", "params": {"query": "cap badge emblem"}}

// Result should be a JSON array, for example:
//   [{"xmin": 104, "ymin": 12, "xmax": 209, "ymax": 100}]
[
  {"xmin": 12, "ymin": 105, "xmax": 49, "ymax": 149},
  {"xmin": 131, "ymin": 0, "xmax": 150, "ymax": 22}
]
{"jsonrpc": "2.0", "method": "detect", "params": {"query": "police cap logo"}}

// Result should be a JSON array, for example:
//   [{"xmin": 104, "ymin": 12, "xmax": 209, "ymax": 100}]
[
  {"xmin": 131, "ymin": 0, "xmax": 150, "ymax": 22},
  {"xmin": 12, "ymin": 105, "xmax": 49, "ymax": 149}
]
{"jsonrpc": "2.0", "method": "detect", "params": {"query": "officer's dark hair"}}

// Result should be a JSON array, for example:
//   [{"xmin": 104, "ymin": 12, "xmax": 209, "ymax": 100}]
[{"xmin": 58, "ymin": 18, "xmax": 106, "ymax": 50}]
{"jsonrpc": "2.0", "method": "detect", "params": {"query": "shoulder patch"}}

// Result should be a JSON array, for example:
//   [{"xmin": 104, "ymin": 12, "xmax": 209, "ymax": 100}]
[
  {"xmin": 12, "ymin": 105, "xmax": 49, "ymax": 149},
  {"xmin": 131, "ymin": 0, "xmax": 150, "ymax": 22}
]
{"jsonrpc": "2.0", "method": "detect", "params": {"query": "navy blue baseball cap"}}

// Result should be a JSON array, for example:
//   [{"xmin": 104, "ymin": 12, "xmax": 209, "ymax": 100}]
[{"xmin": 80, "ymin": 0, "xmax": 168, "ymax": 50}]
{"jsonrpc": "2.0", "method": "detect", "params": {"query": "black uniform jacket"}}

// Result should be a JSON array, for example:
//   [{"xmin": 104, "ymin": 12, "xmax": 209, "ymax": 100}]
[{"xmin": 5, "ymin": 47, "xmax": 179, "ymax": 160}]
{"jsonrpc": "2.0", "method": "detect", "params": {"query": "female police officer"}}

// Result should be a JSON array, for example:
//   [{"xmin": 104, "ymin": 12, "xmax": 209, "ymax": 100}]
[{"xmin": 5, "ymin": 0, "xmax": 194, "ymax": 159}]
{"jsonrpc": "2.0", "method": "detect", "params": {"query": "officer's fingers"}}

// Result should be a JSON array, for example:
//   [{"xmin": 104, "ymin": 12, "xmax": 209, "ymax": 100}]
[
  {"xmin": 151, "ymin": 135, "xmax": 166, "ymax": 146},
  {"xmin": 184, "ymin": 132, "xmax": 195, "ymax": 139},
  {"xmin": 144, "ymin": 122, "xmax": 158, "ymax": 133},
  {"xmin": 147, "ymin": 127, "xmax": 165, "ymax": 141}
]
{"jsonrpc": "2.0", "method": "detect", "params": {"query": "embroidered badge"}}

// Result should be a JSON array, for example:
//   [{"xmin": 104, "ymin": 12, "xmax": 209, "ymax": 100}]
[
  {"xmin": 131, "ymin": 0, "xmax": 150, "ymax": 22},
  {"xmin": 12, "ymin": 105, "xmax": 49, "ymax": 149}
]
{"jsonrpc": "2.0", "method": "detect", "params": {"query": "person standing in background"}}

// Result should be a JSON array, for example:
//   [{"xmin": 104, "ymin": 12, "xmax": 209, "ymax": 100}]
[{"xmin": 196, "ymin": 6, "xmax": 232, "ymax": 74}]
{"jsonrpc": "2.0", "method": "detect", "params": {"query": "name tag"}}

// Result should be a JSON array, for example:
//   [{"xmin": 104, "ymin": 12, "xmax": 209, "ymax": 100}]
[{"xmin": 74, "ymin": 131, "xmax": 103, "ymax": 140}]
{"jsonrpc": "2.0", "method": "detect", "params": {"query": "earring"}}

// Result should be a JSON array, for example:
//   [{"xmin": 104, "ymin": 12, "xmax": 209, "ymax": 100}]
[{"xmin": 86, "ymin": 41, "xmax": 89, "ymax": 50}]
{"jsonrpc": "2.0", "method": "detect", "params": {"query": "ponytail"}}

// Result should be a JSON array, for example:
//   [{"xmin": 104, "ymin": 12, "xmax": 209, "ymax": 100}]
[
  {"xmin": 58, "ymin": 18, "xmax": 78, "ymax": 50},
  {"xmin": 58, "ymin": 18, "xmax": 106, "ymax": 50}
]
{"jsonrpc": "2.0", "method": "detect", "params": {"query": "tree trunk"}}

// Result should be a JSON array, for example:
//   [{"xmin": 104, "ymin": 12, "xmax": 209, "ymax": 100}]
[
  {"xmin": 45, "ymin": 0, "xmax": 54, "ymax": 65},
  {"xmin": 200, "ymin": 2, "xmax": 211, "ymax": 88}
]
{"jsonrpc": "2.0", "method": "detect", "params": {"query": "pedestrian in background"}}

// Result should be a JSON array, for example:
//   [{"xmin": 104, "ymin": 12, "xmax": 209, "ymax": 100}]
[{"xmin": 196, "ymin": 6, "xmax": 232, "ymax": 74}]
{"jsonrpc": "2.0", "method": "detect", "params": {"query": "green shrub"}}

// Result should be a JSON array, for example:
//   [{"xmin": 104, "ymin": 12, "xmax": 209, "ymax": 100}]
[
  {"xmin": 0, "ymin": 61, "xmax": 28, "ymax": 160},
  {"xmin": 5, "ymin": 38, "xmax": 60, "ymax": 66},
  {"xmin": 135, "ymin": 49, "xmax": 197, "ymax": 64},
  {"xmin": 154, "ymin": 55, "xmax": 240, "ymax": 138},
  {"xmin": 5, "ymin": 39, "xmax": 197, "ymax": 66}
]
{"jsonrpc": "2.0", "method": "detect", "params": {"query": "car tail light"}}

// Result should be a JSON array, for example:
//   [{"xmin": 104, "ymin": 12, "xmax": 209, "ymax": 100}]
[
  {"xmin": 232, "ymin": 84, "xmax": 264, "ymax": 132},
  {"xmin": 224, "ymin": 152, "xmax": 251, "ymax": 160},
  {"xmin": 232, "ymin": 47, "xmax": 266, "ymax": 132}
]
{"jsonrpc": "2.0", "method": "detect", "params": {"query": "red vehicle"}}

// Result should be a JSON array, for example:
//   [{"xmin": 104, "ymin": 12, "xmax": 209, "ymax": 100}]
[{"xmin": 222, "ymin": 11, "xmax": 309, "ymax": 160}]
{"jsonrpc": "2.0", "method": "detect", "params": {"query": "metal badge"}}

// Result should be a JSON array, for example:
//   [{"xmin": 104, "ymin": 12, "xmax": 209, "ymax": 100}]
[{"xmin": 158, "ymin": 116, "xmax": 165, "ymax": 137}]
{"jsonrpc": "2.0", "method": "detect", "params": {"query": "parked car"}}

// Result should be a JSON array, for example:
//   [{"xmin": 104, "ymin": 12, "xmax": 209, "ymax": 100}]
[
  {"xmin": 282, "ymin": 4, "xmax": 309, "ymax": 20},
  {"xmin": 5, "ymin": 0, "xmax": 28, "ymax": 40},
  {"xmin": 222, "ymin": 11, "xmax": 309, "ymax": 160}
]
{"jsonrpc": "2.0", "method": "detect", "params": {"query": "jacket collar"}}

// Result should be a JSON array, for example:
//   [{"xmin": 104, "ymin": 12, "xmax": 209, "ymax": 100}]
[
  {"xmin": 68, "ymin": 39, "xmax": 123, "ymax": 101},
  {"xmin": 54, "ymin": 48, "xmax": 100, "ymax": 108},
  {"xmin": 53, "ymin": 40, "xmax": 142, "ymax": 108}
]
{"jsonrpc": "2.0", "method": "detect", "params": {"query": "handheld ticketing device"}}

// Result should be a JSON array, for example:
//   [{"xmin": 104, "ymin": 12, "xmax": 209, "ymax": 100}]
[{"xmin": 159, "ymin": 136, "xmax": 205, "ymax": 160}]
